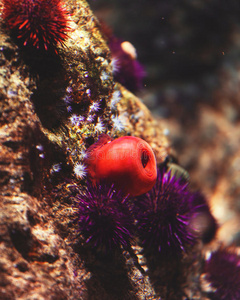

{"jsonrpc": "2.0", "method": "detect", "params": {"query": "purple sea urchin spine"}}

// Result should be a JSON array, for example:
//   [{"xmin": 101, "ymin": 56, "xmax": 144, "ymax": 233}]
[
  {"xmin": 76, "ymin": 181, "xmax": 134, "ymax": 253},
  {"xmin": 2, "ymin": 0, "xmax": 70, "ymax": 52},
  {"xmin": 99, "ymin": 21, "xmax": 145, "ymax": 92},
  {"xmin": 134, "ymin": 168, "xmax": 197, "ymax": 256}
]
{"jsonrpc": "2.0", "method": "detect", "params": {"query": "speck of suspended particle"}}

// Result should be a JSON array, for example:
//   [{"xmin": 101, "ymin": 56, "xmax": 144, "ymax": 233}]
[
  {"xmin": 36, "ymin": 144, "xmax": 45, "ymax": 158},
  {"xmin": 2, "ymin": 0, "xmax": 70, "ymax": 52}
]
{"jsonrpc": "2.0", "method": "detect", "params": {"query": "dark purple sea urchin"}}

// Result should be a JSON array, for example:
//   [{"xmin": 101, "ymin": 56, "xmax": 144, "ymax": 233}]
[
  {"xmin": 76, "ymin": 181, "xmax": 134, "ymax": 253},
  {"xmin": 99, "ymin": 21, "xmax": 145, "ymax": 92},
  {"xmin": 2, "ymin": 0, "xmax": 69, "ymax": 52},
  {"xmin": 134, "ymin": 168, "xmax": 197, "ymax": 256},
  {"xmin": 204, "ymin": 248, "xmax": 240, "ymax": 300}
]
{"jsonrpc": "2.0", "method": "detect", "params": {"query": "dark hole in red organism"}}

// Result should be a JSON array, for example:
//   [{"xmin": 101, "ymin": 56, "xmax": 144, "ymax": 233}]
[{"xmin": 141, "ymin": 150, "xmax": 149, "ymax": 168}]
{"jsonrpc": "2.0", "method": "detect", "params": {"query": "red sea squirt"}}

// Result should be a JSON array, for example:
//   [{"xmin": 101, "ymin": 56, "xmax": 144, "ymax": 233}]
[{"xmin": 85, "ymin": 135, "xmax": 157, "ymax": 196}]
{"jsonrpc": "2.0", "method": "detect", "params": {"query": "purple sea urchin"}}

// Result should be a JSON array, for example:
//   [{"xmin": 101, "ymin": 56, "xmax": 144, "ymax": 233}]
[
  {"xmin": 204, "ymin": 248, "xmax": 240, "ymax": 300},
  {"xmin": 2, "ymin": 0, "xmax": 69, "ymax": 52},
  {"xmin": 109, "ymin": 38, "xmax": 146, "ymax": 92},
  {"xmin": 76, "ymin": 181, "xmax": 134, "ymax": 253},
  {"xmin": 134, "ymin": 168, "xmax": 197, "ymax": 255},
  {"xmin": 99, "ymin": 21, "xmax": 145, "ymax": 92}
]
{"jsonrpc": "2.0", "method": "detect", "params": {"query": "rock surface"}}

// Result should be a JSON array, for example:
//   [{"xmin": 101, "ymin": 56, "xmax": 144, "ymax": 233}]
[{"xmin": 0, "ymin": 1, "xmax": 180, "ymax": 299}]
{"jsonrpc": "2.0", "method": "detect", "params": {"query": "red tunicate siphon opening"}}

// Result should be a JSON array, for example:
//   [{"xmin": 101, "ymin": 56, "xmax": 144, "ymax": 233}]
[{"xmin": 141, "ymin": 150, "xmax": 149, "ymax": 168}]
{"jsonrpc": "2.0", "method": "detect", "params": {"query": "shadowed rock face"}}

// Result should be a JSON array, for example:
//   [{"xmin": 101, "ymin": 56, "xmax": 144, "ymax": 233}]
[{"xmin": 0, "ymin": 1, "xmax": 209, "ymax": 300}]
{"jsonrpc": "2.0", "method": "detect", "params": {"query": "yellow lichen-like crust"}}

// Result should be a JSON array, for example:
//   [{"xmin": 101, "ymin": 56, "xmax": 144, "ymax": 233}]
[
  {"xmin": 0, "ymin": 1, "xmax": 200, "ymax": 299},
  {"xmin": 42, "ymin": 0, "xmax": 171, "ymax": 171},
  {"xmin": 117, "ymin": 84, "xmax": 171, "ymax": 164},
  {"xmin": 42, "ymin": 0, "xmax": 115, "ymax": 169}
]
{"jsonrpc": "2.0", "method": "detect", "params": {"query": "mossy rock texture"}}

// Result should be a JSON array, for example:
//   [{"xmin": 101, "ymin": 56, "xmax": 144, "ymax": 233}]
[{"xmin": 0, "ymin": 1, "xmax": 205, "ymax": 299}]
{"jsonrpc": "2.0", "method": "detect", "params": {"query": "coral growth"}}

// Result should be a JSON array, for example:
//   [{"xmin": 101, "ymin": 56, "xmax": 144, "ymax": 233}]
[
  {"xmin": 84, "ymin": 135, "xmax": 157, "ymax": 196},
  {"xmin": 76, "ymin": 181, "xmax": 134, "ymax": 253},
  {"xmin": 204, "ymin": 248, "xmax": 240, "ymax": 300},
  {"xmin": 2, "ymin": 0, "xmax": 69, "ymax": 52}
]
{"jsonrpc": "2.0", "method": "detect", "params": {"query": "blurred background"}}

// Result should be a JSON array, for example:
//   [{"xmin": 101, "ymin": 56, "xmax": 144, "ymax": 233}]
[{"xmin": 89, "ymin": 0, "xmax": 240, "ymax": 247}]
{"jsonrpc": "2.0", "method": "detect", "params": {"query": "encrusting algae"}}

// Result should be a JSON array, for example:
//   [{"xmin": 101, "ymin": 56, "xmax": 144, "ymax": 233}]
[{"xmin": 1, "ymin": 1, "xmax": 221, "ymax": 299}]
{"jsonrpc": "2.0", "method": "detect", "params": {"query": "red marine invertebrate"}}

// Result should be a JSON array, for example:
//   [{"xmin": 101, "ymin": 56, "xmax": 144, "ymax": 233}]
[
  {"xmin": 85, "ymin": 135, "xmax": 157, "ymax": 196},
  {"xmin": 2, "ymin": 0, "xmax": 69, "ymax": 52}
]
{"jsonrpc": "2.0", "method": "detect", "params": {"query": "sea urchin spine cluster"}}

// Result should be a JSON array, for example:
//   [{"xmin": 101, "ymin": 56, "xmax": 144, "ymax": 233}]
[
  {"xmin": 76, "ymin": 181, "xmax": 134, "ymax": 254},
  {"xmin": 75, "ymin": 165, "xmax": 216, "ymax": 257},
  {"xmin": 133, "ymin": 168, "xmax": 216, "ymax": 256},
  {"xmin": 2, "ymin": 0, "xmax": 70, "ymax": 52},
  {"xmin": 204, "ymin": 248, "xmax": 240, "ymax": 300}
]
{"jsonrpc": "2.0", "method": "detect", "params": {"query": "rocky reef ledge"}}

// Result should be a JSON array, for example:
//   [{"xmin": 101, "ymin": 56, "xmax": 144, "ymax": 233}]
[{"xmin": 0, "ymin": 1, "xmax": 214, "ymax": 299}]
